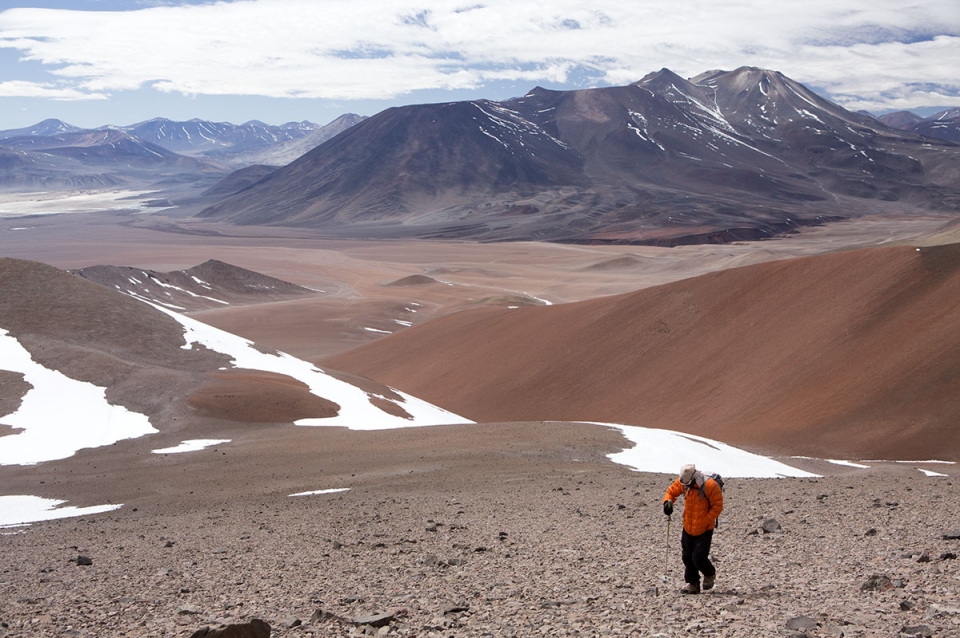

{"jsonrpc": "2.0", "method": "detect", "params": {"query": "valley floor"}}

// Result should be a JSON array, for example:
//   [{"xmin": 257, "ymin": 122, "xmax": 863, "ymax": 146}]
[{"xmin": 0, "ymin": 209, "xmax": 953, "ymax": 361}]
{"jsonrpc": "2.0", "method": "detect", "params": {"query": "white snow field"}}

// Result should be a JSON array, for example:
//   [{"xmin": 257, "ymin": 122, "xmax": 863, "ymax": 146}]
[
  {"xmin": 0, "ymin": 495, "xmax": 121, "ymax": 529},
  {"xmin": 604, "ymin": 424, "xmax": 820, "ymax": 478},
  {"xmin": 0, "ymin": 328, "xmax": 158, "ymax": 466},
  {"xmin": 151, "ymin": 304, "xmax": 472, "ymax": 430}
]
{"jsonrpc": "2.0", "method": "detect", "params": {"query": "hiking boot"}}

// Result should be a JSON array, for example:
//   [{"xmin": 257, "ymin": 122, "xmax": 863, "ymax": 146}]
[
  {"xmin": 680, "ymin": 583, "xmax": 700, "ymax": 595},
  {"xmin": 703, "ymin": 574, "xmax": 716, "ymax": 591}
]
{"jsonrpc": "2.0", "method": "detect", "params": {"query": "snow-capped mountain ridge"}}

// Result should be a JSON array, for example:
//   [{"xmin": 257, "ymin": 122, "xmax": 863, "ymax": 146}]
[{"xmin": 197, "ymin": 66, "xmax": 960, "ymax": 244}]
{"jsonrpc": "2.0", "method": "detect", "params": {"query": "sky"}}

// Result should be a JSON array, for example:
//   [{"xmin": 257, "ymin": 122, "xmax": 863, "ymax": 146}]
[{"xmin": 0, "ymin": 0, "xmax": 957, "ymax": 130}]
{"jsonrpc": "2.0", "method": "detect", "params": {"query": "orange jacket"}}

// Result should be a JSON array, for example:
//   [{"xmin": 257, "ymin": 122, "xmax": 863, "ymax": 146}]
[{"xmin": 663, "ymin": 477, "xmax": 723, "ymax": 536}]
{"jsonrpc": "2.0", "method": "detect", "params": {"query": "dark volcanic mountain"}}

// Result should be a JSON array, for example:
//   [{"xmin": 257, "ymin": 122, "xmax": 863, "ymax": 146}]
[
  {"xmin": 876, "ymin": 110, "xmax": 925, "ymax": 130},
  {"xmin": 198, "ymin": 67, "xmax": 960, "ymax": 244},
  {"xmin": 878, "ymin": 108, "xmax": 960, "ymax": 143},
  {"xmin": 201, "ymin": 164, "xmax": 279, "ymax": 198}
]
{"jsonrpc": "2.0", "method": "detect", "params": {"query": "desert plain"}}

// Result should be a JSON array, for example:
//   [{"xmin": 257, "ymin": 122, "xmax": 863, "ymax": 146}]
[{"xmin": 2, "ymin": 203, "xmax": 960, "ymax": 637}]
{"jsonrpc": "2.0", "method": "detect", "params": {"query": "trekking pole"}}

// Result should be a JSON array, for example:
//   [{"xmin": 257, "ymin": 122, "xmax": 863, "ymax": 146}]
[
  {"xmin": 666, "ymin": 514, "xmax": 671, "ymax": 554},
  {"xmin": 663, "ymin": 513, "xmax": 672, "ymax": 583}
]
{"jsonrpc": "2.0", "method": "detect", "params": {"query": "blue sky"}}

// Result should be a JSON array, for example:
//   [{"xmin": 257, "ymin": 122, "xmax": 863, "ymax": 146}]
[{"xmin": 1, "ymin": 0, "xmax": 958, "ymax": 129}]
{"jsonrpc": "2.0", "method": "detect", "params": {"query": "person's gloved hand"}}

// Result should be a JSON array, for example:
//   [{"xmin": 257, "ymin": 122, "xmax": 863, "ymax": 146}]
[{"xmin": 663, "ymin": 501, "xmax": 673, "ymax": 516}]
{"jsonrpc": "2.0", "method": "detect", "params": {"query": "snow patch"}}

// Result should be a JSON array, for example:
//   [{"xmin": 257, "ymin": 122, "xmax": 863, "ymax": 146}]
[
  {"xmin": 289, "ymin": 488, "xmax": 351, "ymax": 497},
  {"xmin": 150, "ymin": 305, "xmax": 471, "ymax": 430},
  {"xmin": 826, "ymin": 459, "xmax": 871, "ymax": 469},
  {"xmin": 0, "ymin": 495, "xmax": 122, "ymax": 528},
  {"xmin": 152, "ymin": 439, "xmax": 231, "ymax": 454},
  {"xmin": 0, "ymin": 328, "xmax": 158, "ymax": 466},
  {"xmin": 601, "ymin": 423, "xmax": 819, "ymax": 478}
]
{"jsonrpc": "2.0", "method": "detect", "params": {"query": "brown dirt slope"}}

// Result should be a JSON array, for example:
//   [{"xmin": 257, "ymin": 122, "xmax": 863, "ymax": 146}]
[
  {"xmin": 323, "ymin": 243, "xmax": 960, "ymax": 461},
  {"xmin": 0, "ymin": 258, "xmax": 366, "ymax": 431}
]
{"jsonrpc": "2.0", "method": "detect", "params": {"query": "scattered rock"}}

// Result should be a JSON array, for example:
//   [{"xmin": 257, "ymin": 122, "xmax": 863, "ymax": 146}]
[
  {"xmin": 924, "ymin": 603, "xmax": 960, "ymax": 618},
  {"xmin": 785, "ymin": 616, "xmax": 819, "ymax": 631},
  {"xmin": 188, "ymin": 619, "xmax": 271, "ymax": 638},
  {"xmin": 178, "ymin": 605, "xmax": 202, "ymax": 615},
  {"xmin": 917, "ymin": 552, "xmax": 931, "ymax": 563},
  {"xmin": 939, "ymin": 552, "xmax": 957, "ymax": 560},
  {"xmin": 900, "ymin": 625, "xmax": 934, "ymax": 638},
  {"xmin": 75, "ymin": 555, "xmax": 93, "ymax": 566},
  {"xmin": 311, "ymin": 609, "xmax": 344, "ymax": 624},
  {"xmin": 352, "ymin": 613, "xmax": 394, "ymax": 628},
  {"xmin": 942, "ymin": 531, "xmax": 960, "ymax": 540},
  {"xmin": 864, "ymin": 528, "xmax": 877, "ymax": 536},
  {"xmin": 282, "ymin": 615, "xmax": 301, "ymax": 628},
  {"xmin": 900, "ymin": 600, "xmax": 916, "ymax": 611},
  {"xmin": 861, "ymin": 574, "xmax": 894, "ymax": 592},
  {"xmin": 761, "ymin": 519, "xmax": 781, "ymax": 534},
  {"xmin": 442, "ymin": 603, "xmax": 469, "ymax": 615}
]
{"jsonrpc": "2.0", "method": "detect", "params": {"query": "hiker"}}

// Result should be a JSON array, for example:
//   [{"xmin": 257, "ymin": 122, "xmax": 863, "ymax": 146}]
[{"xmin": 662, "ymin": 463, "xmax": 723, "ymax": 594}]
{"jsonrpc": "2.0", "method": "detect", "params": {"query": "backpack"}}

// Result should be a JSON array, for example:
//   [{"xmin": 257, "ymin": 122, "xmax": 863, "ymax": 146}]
[{"xmin": 691, "ymin": 473, "xmax": 725, "ymax": 529}]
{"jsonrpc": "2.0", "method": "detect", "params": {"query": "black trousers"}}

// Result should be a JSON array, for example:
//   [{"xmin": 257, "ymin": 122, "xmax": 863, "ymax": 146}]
[{"xmin": 681, "ymin": 529, "xmax": 715, "ymax": 585}]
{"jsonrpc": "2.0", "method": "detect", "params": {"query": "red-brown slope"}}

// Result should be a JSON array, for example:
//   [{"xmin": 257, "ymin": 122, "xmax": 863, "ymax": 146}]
[{"xmin": 323, "ymin": 244, "xmax": 960, "ymax": 461}]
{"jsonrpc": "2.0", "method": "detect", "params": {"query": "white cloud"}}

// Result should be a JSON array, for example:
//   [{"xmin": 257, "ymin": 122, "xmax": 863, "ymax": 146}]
[
  {"xmin": 0, "ymin": 0, "xmax": 957, "ymax": 109},
  {"xmin": 0, "ymin": 79, "xmax": 107, "ymax": 100}
]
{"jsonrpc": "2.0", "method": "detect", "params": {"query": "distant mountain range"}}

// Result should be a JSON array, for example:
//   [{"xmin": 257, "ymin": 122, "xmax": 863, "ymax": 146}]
[
  {"xmin": 877, "ymin": 108, "xmax": 960, "ymax": 143},
  {"xmin": 0, "ymin": 128, "xmax": 223, "ymax": 192},
  {"xmin": 0, "ymin": 114, "xmax": 365, "ymax": 193},
  {"xmin": 2, "ymin": 68, "xmax": 959, "ymax": 245},
  {"xmin": 197, "ymin": 66, "xmax": 960, "ymax": 245}
]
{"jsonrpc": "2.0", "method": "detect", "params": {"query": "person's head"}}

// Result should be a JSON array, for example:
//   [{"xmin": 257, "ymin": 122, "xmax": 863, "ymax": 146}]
[{"xmin": 679, "ymin": 464, "xmax": 697, "ymax": 486}]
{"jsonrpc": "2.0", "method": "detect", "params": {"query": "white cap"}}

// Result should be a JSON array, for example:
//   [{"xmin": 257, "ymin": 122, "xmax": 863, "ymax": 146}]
[{"xmin": 679, "ymin": 464, "xmax": 697, "ymax": 484}]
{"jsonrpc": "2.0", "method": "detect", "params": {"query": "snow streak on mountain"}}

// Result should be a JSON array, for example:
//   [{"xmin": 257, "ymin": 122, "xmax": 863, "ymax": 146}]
[{"xmin": 198, "ymin": 67, "xmax": 960, "ymax": 245}]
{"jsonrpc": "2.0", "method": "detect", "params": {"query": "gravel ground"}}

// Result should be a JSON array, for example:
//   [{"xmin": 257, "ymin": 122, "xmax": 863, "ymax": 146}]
[{"xmin": 2, "ymin": 424, "xmax": 958, "ymax": 637}]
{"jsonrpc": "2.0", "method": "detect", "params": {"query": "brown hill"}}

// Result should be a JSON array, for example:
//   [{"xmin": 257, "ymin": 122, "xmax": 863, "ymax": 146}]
[
  {"xmin": 0, "ymin": 258, "xmax": 426, "ymax": 438},
  {"xmin": 323, "ymin": 243, "xmax": 960, "ymax": 461},
  {"xmin": 71, "ymin": 259, "xmax": 316, "ymax": 311}
]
